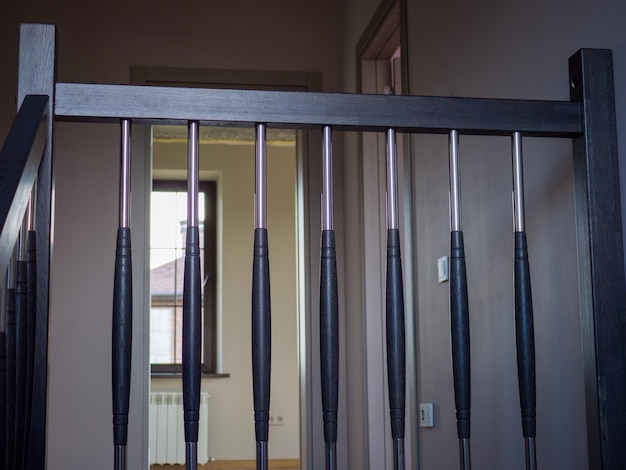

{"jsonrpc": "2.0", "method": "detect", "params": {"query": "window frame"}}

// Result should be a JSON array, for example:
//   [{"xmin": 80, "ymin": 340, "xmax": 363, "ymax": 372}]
[{"xmin": 149, "ymin": 179, "xmax": 217, "ymax": 376}]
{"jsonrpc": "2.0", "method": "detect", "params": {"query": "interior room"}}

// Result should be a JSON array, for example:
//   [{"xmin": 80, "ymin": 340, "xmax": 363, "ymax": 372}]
[{"xmin": 1, "ymin": 0, "xmax": 625, "ymax": 469}]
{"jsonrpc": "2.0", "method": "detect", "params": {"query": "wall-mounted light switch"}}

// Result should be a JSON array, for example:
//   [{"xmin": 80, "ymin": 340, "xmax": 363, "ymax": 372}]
[
  {"xmin": 438, "ymin": 256, "xmax": 449, "ymax": 283},
  {"xmin": 420, "ymin": 403, "xmax": 434, "ymax": 427}
]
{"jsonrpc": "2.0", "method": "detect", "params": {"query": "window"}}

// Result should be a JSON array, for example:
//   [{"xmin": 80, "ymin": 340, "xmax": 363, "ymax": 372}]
[{"xmin": 149, "ymin": 180, "xmax": 217, "ymax": 375}]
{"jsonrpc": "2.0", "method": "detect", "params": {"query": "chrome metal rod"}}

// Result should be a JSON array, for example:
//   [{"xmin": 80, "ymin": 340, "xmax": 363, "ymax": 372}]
[
  {"xmin": 459, "ymin": 438, "xmax": 471, "ymax": 470},
  {"xmin": 386, "ymin": 128, "xmax": 399, "ymax": 230},
  {"xmin": 186, "ymin": 442, "xmax": 198, "ymax": 470},
  {"xmin": 119, "ymin": 119, "xmax": 131, "ymax": 229},
  {"xmin": 18, "ymin": 218, "xmax": 27, "ymax": 262},
  {"xmin": 393, "ymin": 439, "xmax": 405, "ymax": 470},
  {"xmin": 449, "ymin": 130, "xmax": 462, "ymax": 232},
  {"xmin": 114, "ymin": 445, "xmax": 126, "ymax": 470},
  {"xmin": 325, "ymin": 442, "xmax": 337, "ymax": 470},
  {"xmin": 255, "ymin": 124, "xmax": 267, "ymax": 229},
  {"xmin": 525, "ymin": 437, "xmax": 537, "ymax": 470},
  {"xmin": 512, "ymin": 131, "xmax": 525, "ymax": 232},
  {"xmin": 27, "ymin": 184, "xmax": 37, "ymax": 231},
  {"xmin": 322, "ymin": 125, "xmax": 333, "ymax": 231},
  {"xmin": 188, "ymin": 121, "xmax": 199, "ymax": 228},
  {"xmin": 256, "ymin": 441, "xmax": 268, "ymax": 470}
]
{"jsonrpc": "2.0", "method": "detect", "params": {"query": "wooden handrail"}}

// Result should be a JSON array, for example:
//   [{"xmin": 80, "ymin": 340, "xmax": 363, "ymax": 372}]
[{"xmin": 0, "ymin": 94, "xmax": 49, "ymax": 276}]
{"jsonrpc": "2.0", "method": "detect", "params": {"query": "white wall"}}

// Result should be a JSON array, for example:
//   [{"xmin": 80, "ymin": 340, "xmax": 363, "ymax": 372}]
[
  {"xmin": 151, "ymin": 140, "xmax": 299, "ymax": 461},
  {"xmin": 0, "ymin": 2, "xmax": 342, "ymax": 468}
]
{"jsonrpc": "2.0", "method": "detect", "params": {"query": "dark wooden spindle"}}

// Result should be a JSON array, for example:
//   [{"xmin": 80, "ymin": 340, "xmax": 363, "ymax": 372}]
[
  {"xmin": 0, "ymin": 328, "xmax": 5, "ymax": 469},
  {"xmin": 385, "ymin": 129, "xmax": 406, "ymax": 470},
  {"xmin": 319, "ymin": 126, "xmax": 339, "ymax": 470},
  {"xmin": 112, "ymin": 119, "xmax": 133, "ymax": 470},
  {"xmin": 5, "ymin": 285, "xmax": 16, "ymax": 470},
  {"xmin": 252, "ymin": 123, "xmax": 271, "ymax": 470},
  {"xmin": 24, "ymin": 188, "xmax": 37, "ymax": 460},
  {"xmin": 183, "ymin": 121, "xmax": 202, "ymax": 470},
  {"xmin": 14, "ymin": 251, "xmax": 27, "ymax": 470},
  {"xmin": 448, "ymin": 130, "xmax": 471, "ymax": 470},
  {"xmin": 0, "ymin": 328, "xmax": 4, "ymax": 469},
  {"xmin": 23, "ymin": 229, "xmax": 36, "ymax": 461},
  {"xmin": 512, "ymin": 132, "xmax": 537, "ymax": 470}
]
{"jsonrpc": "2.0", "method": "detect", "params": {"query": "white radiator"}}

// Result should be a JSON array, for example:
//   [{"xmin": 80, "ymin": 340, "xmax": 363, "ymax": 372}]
[{"xmin": 149, "ymin": 392, "xmax": 210, "ymax": 465}]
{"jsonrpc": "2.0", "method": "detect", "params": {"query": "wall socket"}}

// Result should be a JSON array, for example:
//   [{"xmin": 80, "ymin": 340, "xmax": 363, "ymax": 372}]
[
  {"xmin": 419, "ymin": 403, "xmax": 434, "ymax": 428},
  {"xmin": 269, "ymin": 415, "xmax": 284, "ymax": 426}
]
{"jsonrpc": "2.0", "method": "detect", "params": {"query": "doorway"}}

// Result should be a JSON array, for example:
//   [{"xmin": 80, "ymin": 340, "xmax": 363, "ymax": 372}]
[
  {"xmin": 355, "ymin": 0, "xmax": 417, "ymax": 468},
  {"xmin": 131, "ymin": 67, "xmax": 322, "ymax": 469}
]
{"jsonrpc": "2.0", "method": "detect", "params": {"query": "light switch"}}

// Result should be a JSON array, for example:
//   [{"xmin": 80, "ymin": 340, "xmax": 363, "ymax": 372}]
[
  {"xmin": 420, "ymin": 403, "xmax": 434, "ymax": 428},
  {"xmin": 438, "ymin": 256, "xmax": 449, "ymax": 283}
]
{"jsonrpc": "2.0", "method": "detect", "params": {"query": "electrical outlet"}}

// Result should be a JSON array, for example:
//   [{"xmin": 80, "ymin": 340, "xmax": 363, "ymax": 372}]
[
  {"xmin": 269, "ymin": 415, "xmax": 284, "ymax": 426},
  {"xmin": 419, "ymin": 403, "xmax": 434, "ymax": 428}
]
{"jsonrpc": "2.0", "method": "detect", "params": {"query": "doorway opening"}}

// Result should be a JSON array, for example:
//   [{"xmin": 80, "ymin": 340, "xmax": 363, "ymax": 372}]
[
  {"xmin": 355, "ymin": 0, "xmax": 416, "ymax": 468},
  {"xmin": 131, "ymin": 67, "xmax": 321, "ymax": 469}
]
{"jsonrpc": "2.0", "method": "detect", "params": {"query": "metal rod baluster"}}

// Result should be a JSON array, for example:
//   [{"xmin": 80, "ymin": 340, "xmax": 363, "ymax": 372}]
[
  {"xmin": 183, "ymin": 121, "xmax": 202, "ymax": 470},
  {"xmin": 512, "ymin": 132, "xmax": 537, "ymax": 470},
  {"xmin": 320, "ymin": 125, "xmax": 338, "ymax": 470},
  {"xmin": 5, "ymin": 259, "xmax": 16, "ymax": 470},
  {"xmin": 24, "ymin": 190, "xmax": 37, "ymax": 462},
  {"xmin": 14, "ymin": 224, "xmax": 27, "ymax": 470},
  {"xmin": 252, "ymin": 123, "xmax": 271, "ymax": 470},
  {"xmin": 112, "ymin": 119, "xmax": 133, "ymax": 470},
  {"xmin": 0, "ymin": 288, "xmax": 6, "ymax": 469},
  {"xmin": 385, "ymin": 129, "xmax": 406, "ymax": 470},
  {"xmin": 448, "ymin": 130, "xmax": 471, "ymax": 470}
]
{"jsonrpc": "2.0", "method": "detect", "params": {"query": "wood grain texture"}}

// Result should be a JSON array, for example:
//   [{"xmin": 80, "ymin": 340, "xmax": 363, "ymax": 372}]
[
  {"xmin": 55, "ymin": 82, "xmax": 582, "ymax": 137},
  {"xmin": 570, "ymin": 48, "xmax": 626, "ymax": 470},
  {"xmin": 18, "ymin": 23, "xmax": 56, "ymax": 470}
]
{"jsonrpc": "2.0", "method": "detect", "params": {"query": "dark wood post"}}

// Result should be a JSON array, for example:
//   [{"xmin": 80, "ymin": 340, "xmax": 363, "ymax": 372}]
[
  {"xmin": 569, "ymin": 48, "xmax": 626, "ymax": 470},
  {"xmin": 17, "ymin": 24, "xmax": 56, "ymax": 470}
]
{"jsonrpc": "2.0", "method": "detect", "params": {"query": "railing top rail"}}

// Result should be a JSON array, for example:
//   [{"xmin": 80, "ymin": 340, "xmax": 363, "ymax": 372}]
[
  {"xmin": 0, "ymin": 94, "xmax": 49, "ymax": 274},
  {"xmin": 55, "ymin": 82, "xmax": 581, "ymax": 137}
]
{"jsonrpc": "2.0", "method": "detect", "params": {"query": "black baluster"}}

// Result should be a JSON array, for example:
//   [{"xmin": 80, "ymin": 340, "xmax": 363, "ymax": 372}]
[
  {"xmin": 5, "ymin": 279, "xmax": 16, "ymax": 470},
  {"xmin": 320, "ymin": 126, "xmax": 339, "ymax": 470},
  {"xmin": 385, "ymin": 129, "xmax": 406, "ymax": 470},
  {"xmin": 112, "ymin": 119, "xmax": 133, "ymax": 470},
  {"xmin": 183, "ymin": 121, "xmax": 202, "ymax": 470},
  {"xmin": 14, "ymin": 233, "xmax": 27, "ymax": 470},
  {"xmin": 512, "ymin": 132, "xmax": 537, "ymax": 470},
  {"xmin": 449, "ymin": 130, "xmax": 471, "ymax": 470},
  {"xmin": 0, "ymin": 327, "xmax": 5, "ymax": 470},
  {"xmin": 24, "ymin": 190, "xmax": 37, "ymax": 461},
  {"xmin": 252, "ymin": 123, "xmax": 271, "ymax": 470}
]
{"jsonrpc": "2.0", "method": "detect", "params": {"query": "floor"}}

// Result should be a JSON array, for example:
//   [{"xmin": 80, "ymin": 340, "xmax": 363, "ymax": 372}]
[{"xmin": 151, "ymin": 459, "xmax": 299, "ymax": 470}]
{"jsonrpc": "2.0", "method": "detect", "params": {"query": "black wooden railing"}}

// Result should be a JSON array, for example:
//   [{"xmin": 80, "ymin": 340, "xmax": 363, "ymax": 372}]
[
  {"xmin": 2, "ymin": 23, "xmax": 626, "ymax": 470},
  {"xmin": 0, "ymin": 92, "xmax": 51, "ymax": 469}
]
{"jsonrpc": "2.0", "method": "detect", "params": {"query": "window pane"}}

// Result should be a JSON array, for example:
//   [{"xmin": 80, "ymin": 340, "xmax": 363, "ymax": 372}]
[
  {"xmin": 150, "ymin": 307, "xmax": 176, "ymax": 363},
  {"xmin": 150, "ymin": 187, "xmax": 209, "ymax": 369}
]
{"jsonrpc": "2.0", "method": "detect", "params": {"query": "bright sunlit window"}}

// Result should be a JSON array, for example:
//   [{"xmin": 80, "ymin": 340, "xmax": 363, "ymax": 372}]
[{"xmin": 149, "ymin": 180, "xmax": 216, "ymax": 374}]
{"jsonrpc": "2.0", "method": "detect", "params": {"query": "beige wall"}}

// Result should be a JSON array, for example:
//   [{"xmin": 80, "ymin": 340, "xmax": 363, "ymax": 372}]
[
  {"xmin": 0, "ymin": 2, "xmax": 342, "ymax": 469},
  {"xmin": 340, "ymin": 0, "xmax": 626, "ymax": 469},
  {"xmin": 2, "ymin": 1, "xmax": 626, "ymax": 469},
  {"xmin": 151, "ymin": 140, "xmax": 299, "ymax": 460}
]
